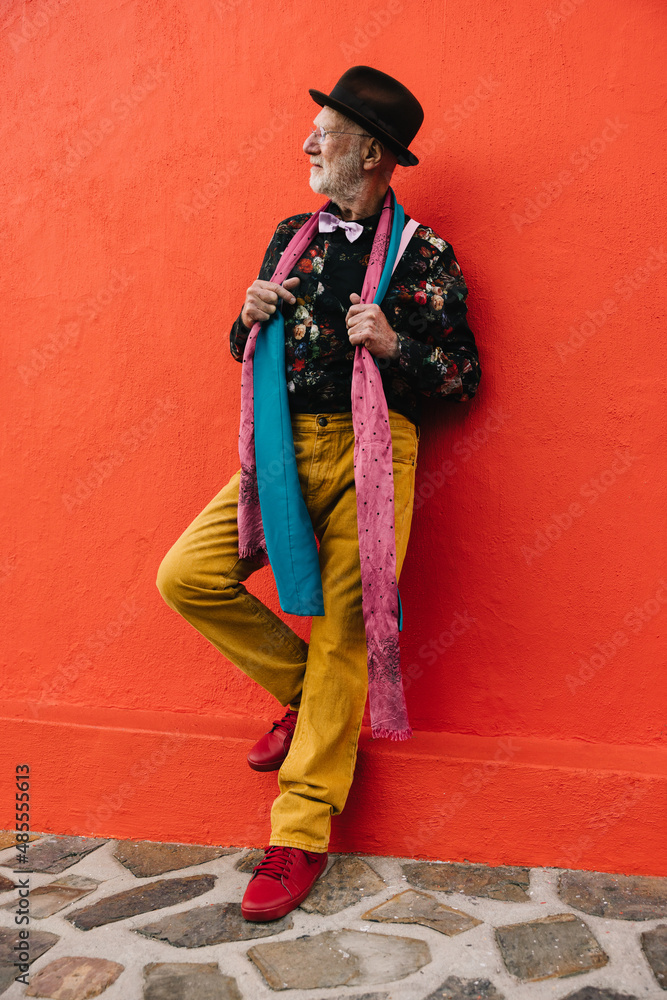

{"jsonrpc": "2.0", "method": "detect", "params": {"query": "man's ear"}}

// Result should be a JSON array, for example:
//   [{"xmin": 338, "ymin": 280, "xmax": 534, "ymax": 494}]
[{"xmin": 362, "ymin": 137, "xmax": 385, "ymax": 170}]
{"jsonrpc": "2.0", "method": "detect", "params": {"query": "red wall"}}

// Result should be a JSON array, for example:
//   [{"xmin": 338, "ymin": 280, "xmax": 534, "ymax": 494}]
[{"xmin": 3, "ymin": 0, "xmax": 666, "ymax": 871}]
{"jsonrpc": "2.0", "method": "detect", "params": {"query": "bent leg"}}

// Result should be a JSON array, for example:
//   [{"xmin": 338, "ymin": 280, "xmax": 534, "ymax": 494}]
[
  {"xmin": 269, "ymin": 411, "xmax": 418, "ymax": 851},
  {"xmin": 156, "ymin": 468, "xmax": 308, "ymax": 707}
]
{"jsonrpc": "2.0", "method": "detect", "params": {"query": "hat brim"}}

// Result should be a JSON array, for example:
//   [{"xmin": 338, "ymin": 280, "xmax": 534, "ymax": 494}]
[{"xmin": 309, "ymin": 88, "xmax": 419, "ymax": 167}]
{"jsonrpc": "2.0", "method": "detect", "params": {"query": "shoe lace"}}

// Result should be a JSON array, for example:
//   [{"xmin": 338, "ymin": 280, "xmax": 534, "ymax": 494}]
[
  {"xmin": 252, "ymin": 846, "xmax": 295, "ymax": 881},
  {"xmin": 269, "ymin": 709, "xmax": 298, "ymax": 739}
]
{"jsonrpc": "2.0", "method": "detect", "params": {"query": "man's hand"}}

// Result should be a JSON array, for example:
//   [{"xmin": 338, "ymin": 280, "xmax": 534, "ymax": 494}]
[
  {"xmin": 346, "ymin": 293, "xmax": 400, "ymax": 360},
  {"xmin": 241, "ymin": 277, "xmax": 300, "ymax": 328}
]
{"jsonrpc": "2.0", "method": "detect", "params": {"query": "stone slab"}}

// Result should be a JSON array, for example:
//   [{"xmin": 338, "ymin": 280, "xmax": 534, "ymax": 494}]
[
  {"xmin": 560, "ymin": 988, "xmax": 638, "ymax": 999},
  {"xmin": 326, "ymin": 995, "xmax": 389, "ymax": 1000},
  {"xmin": 247, "ymin": 928, "xmax": 431, "ymax": 989},
  {"xmin": 0, "ymin": 927, "xmax": 59, "ymax": 965},
  {"xmin": 300, "ymin": 855, "xmax": 385, "ymax": 915},
  {"xmin": 0, "ymin": 874, "xmax": 100, "ymax": 919},
  {"xmin": 495, "ymin": 912, "xmax": 608, "ymax": 981},
  {"xmin": 65, "ymin": 874, "xmax": 216, "ymax": 930},
  {"xmin": 113, "ymin": 840, "xmax": 238, "ymax": 877},
  {"xmin": 403, "ymin": 861, "xmax": 531, "ymax": 901},
  {"xmin": 234, "ymin": 850, "xmax": 265, "ymax": 873},
  {"xmin": 0, "ymin": 927, "xmax": 60, "ymax": 995},
  {"xmin": 363, "ymin": 889, "xmax": 482, "ymax": 936},
  {"xmin": 424, "ymin": 976, "xmax": 506, "ymax": 999},
  {"xmin": 640, "ymin": 923, "xmax": 667, "ymax": 990},
  {"xmin": 25, "ymin": 955, "xmax": 124, "ymax": 998},
  {"xmin": 142, "ymin": 962, "xmax": 243, "ymax": 1000},
  {"xmin": 135, "ymin": 901, "xmax": 292, "ymax": 946},
  {"xmin": 0, "ymin": 832, "xmax": 41, "ymax": 853},
  {"xmin": 0, "ymin": 967, "xmax": 18, "ymax": 995},
  {"xmin": 19, "ymin": 836, "xmax": 108, "ymax": 874},
  {"xmin": 558, "ymin": 868, "xmax": 667, "ymax": 920}
]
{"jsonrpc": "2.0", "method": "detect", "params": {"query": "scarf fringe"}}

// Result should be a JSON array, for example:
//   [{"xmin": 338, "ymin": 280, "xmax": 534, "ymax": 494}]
[
  {"xmin": 371, "ymin": 726, "xmax": 413, "ymax": 741},
  {"xmin": 238, "ymin": 545, "xmax": 270, "ymax": 567}
]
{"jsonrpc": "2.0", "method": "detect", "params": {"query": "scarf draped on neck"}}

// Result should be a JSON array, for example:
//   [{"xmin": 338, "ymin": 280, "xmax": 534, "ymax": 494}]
[{"xmin": 237, "ymin": 186, "xmax": 412, "ymax": 740}]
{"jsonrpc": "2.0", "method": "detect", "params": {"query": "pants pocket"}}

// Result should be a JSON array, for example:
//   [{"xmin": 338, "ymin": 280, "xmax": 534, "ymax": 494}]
[{"xmin": 389, "ymin": 414, "xmax": 419, "ymax": 467}]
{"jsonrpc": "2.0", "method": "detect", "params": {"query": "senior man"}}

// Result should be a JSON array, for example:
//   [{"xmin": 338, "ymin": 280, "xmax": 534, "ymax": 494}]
[{"xmin": 157, "ymin": 66, "xmax": 481, "ymax": 921}]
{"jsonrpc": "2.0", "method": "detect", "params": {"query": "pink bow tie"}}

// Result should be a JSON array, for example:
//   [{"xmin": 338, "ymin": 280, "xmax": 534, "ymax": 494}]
[{"xmin": 318, "ymin": 211, "xmax": 364, "ymax": 242}]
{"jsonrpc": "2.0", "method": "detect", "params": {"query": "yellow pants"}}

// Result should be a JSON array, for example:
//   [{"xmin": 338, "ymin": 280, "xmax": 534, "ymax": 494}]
[{"xmin": 156, "ymin": 409, "xmax": 419, "ymax": 851}]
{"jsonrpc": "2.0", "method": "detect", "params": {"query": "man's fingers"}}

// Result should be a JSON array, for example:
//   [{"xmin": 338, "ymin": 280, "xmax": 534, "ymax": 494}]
[
  {"xmin": 247, "ymin": 305, "xmax": 273, "ymax": 322},
  {"xmin": 348, "ymin": 331, "xmax": 371, "ymax": 350},
  {"xmin": 349, "ymin": 292, "xmax": 361, "ymax": 304},
  {"xmin": 250, "ymin": 280, "xmax": 298, "ymax": 305},
  {"xmin": 347, "ymin": 302, "xmax": 378, "ymax": 317},
  {"xmin": 255, "ymin": 285, "xmax": 286, "ymax": 304},
  {"xmin": 346, "ymin": 303, "xmax": 375, "ymax": 327},
  {"xmin": 252, "ymin": 289, "xmax": 289, "ymax": 313},
  {"xmin": 275, "ymin": 283, "xmax": 298, "ymax": 304},
  {"xmin": 268, "ymin": 280, "xmax": 299, "ymax": 304},
  {"xmin": 347, "ymin": 318, "xmax": 372, "ymax": 340}
]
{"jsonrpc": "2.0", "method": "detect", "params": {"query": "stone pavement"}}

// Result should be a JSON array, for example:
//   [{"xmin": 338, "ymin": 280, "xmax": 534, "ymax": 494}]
[{"xmin": 0, "ymin": 833, "xmax": 665, "ymax": 998}]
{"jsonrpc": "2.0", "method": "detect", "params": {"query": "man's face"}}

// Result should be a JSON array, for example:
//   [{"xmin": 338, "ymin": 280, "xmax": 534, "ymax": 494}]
[{"xmin": 303, "ymin": 108, "xmax": 367, "ymax": 204}]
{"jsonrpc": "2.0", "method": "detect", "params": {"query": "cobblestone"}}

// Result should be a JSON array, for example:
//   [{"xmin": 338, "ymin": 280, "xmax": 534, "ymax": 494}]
[
  {"xmin": 423, "ymin": 977, "xmax": 506, "ymax": 999},
  {"xmin": 113, "ymin": 841, "xmax": 239, "ymax": 878},
  {"xmin": 134, "ymin": 902, "xmax": 293, "ymax": 946},
  {"xmin": 403, "ymin": 861, "xmax": 531, "ymax": 902},
  {"xmin": 0, "ymin": 876, "xmax": 100, "ymax": 919},
  {"xmin": 24, "ymin": 956, "xmax": 123, "ymax": 998},
  {"xmin": 247, "ymin": 928, "xmax": 431, "ymax": 988},
  {"xmin": 142, "ymin": 961, "xmax": 242, "ymax": 999},
  {"xmin": 640, "ymin": 923, "xmax": 667, "ymax": 990},
  {"xmin": 362, "ymin": 889, "xmax": 482, "ymax": 936},
  {"xmin": 299, "ymin": 855, "xmax": 385, "ymax": 915},
  {"xmin": 495, "ymin": 912, "xmax": 608, "ymax": 981},
  {"xmin": 65, "ymin": 875, "xmax": 216, "ymax": 930},
  {"xmin": 558, "ymin": 870, "xmax": 667, "ymax": 920},
  {"xmin": 19, "ymin": 837, "xmax": 107, "ymax": 875}
]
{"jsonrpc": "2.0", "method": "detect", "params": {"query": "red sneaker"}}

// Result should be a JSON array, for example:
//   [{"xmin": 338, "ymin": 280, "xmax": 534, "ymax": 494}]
[
  {"xmin": 241, "ymin": 845, "xmax": 328, "ymax": 921},
  {"xmin": 247, "ymin": 709, "xmax": 298, "ymax": 771}
]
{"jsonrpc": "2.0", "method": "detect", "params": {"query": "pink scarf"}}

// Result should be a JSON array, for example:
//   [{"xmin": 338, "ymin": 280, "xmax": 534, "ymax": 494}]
[{"xmin": 238, "ymin": 188, "xmax": 411, "ymax": 740}]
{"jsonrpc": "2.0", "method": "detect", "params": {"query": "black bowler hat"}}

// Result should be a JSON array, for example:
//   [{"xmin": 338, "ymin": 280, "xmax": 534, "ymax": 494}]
[{"xmin": 309, "ymin": 65, "xmax": 424, "ymax": 167}]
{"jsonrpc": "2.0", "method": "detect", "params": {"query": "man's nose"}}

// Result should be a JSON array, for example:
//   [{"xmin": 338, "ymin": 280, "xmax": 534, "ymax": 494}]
[{"xmin": 303, "ymin": 131, "xmax": 320, "ymax": 154}]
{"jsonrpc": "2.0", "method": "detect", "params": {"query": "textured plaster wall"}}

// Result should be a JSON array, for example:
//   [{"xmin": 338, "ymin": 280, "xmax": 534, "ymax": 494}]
[{"xmin": 3, "ymin": 1, "xmax": 666, "ymax": 758}]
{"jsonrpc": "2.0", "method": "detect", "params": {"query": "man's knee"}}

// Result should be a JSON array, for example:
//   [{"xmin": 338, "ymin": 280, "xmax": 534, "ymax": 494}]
[
  {"xmin": 156, "ymin": 546, "xmax": 190, "ymax": 611},
  {"xmin": 156, "ymin": 542, "xmax": 240, "ymax": 611}
]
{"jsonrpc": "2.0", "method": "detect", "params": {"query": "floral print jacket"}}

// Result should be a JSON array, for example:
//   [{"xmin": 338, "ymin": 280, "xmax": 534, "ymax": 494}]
[{"xmin": 229, "ymin": 204, "xmax": 481, "ymax": 426}]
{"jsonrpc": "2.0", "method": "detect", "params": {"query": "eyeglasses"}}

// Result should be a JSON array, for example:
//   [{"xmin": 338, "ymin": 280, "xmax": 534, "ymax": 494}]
[{"xmin": 309, "ymin": 125, "xmax": 373, "ymax": 142}]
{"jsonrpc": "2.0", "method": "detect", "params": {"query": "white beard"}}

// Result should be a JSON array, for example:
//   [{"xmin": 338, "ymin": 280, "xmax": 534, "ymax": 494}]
[{"xmin": 309, "ymin": 144, "xmax": 365, "ymax": 205}]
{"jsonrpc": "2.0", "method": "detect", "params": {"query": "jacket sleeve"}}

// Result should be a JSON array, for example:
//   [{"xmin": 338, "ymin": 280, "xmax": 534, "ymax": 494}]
[
  {"xmin": 229, "ymin": 227, "xmax": 285, "ymax": 363},
  {"xmin": 384, "ymin": 241, "xmax": 481, "ymax": 401}
]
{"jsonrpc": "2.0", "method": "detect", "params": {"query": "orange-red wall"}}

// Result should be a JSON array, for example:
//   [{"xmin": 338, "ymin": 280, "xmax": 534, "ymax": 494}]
[{"xmin": 3, "ymin": 0, "xmax": 666, "ymax": 872}]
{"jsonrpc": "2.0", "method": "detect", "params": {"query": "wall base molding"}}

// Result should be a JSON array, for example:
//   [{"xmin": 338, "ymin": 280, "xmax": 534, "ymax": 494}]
[{"xmin": 2, "ymin": 701, "xmax": 664, "ymax": 875}]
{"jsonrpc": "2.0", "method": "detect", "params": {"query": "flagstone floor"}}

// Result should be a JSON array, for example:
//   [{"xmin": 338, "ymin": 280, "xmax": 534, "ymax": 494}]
[{"xmin": 0, "ymin": 833, "xmax": 665, "ymax": 999}]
